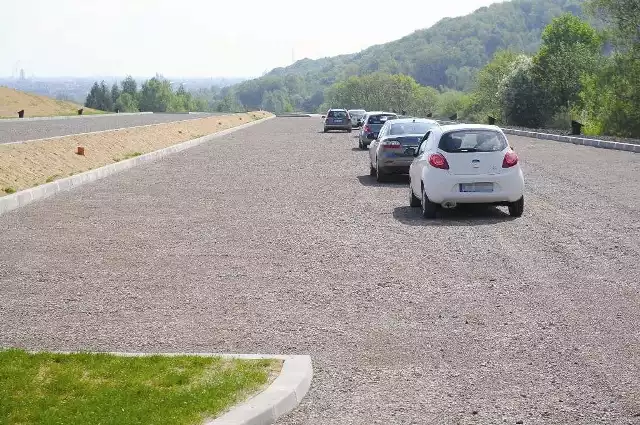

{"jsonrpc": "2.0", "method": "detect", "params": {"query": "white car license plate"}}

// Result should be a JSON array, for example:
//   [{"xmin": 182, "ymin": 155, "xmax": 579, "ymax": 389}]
[{"xmin": 460, "ymin": 182, "xmax": 494, "ymax": 193}]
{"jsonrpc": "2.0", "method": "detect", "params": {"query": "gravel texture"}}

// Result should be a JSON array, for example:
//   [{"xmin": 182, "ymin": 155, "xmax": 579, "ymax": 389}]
[
  {"xmin": 1, "ymin": 117, "xmax": 639, "ymax": 424},
  {"xmin": 0, "ymin": 113, "xmax": 218, "ymax": 144}
]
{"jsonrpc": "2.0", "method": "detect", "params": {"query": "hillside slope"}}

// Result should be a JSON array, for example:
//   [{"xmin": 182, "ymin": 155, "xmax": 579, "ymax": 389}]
[
  {"xmin": 0, "ymin": 87, "xmax": 101, "ymax": 118},
  {"xmin": 227, "ymin": 0, "xmax": 584, "ymax": 112}
]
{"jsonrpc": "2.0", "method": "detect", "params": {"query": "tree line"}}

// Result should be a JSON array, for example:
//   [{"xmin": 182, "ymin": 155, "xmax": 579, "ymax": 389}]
[
  {"xmin": 323, "ymin": 0, "xmax": 639, "ymax": 138},
  {"xmin": 84, "ymin": 75, "xmax": 209, "ymax": 113}
]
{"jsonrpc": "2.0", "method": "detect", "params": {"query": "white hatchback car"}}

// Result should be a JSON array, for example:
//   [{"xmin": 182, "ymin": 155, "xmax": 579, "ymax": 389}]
[{"xmin": 408, "ymin": 124, "xmax": 524, "ymax": 218}]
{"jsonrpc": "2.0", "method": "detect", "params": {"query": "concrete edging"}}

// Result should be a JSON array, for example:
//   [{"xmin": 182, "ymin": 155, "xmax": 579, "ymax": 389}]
[
  {"xmin": 0, "ymin": 111, "xmax": 154, "ymax": 122},
  {"xmin": 501, "ymin": 128, "xmax": 640, "ymax": 153},
  {"xmin": 0, "ymin": 115, "xmax": 275, "ymax": 216}
]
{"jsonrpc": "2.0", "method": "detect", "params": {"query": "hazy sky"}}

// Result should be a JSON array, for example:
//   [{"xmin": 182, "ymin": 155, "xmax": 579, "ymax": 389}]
[{"xmin": 1, "ymin": 0, "xmax": 505, "ymax": 79}]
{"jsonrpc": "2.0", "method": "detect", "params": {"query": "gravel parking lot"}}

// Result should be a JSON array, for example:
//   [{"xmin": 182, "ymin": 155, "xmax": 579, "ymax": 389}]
[
  {"xmin": 0, "ymin": 113, "xmax": 217, "ymax": 144},
  {"xmin": 0, "ymin": 117, "xmax": 638, "ymax": 424}
]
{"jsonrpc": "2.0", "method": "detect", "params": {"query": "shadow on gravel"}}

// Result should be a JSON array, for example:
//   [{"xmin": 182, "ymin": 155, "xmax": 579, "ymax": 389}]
[
  {"xmin": 357, "ymin": 175, "xmax": 409, "ymax": 186},
  {"xmin": 393, "ymin": 205, "xmax": 515, "ymax": 226},
  {"xmin": 351, "ymin": 147, "xmax": 366, "ymax": 152}
]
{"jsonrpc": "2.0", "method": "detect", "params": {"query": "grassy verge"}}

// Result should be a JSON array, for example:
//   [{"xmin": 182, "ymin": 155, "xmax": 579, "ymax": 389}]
[
  {"xmin": 0, "ymin": 111, "xmax": 272, "ymax": 195},
  {"xmin": 0, "ymin": 349, "xmax": 281, "ymax": 425}
]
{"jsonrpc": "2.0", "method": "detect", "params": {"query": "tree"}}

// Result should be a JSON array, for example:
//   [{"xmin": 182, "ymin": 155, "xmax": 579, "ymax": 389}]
[
  {"xmin": 138, "ymin": 77, "xmax": 173, "ymax": 112},
  {"xmin": 533, "ymin": 14, "xmax": 602, "ymax": 110},
  {"xmin": 587, "ymin": 0, "xmax": 640, "ymax": 51},
  {"xmin": 115, "ymin": 93, "xmax": 138, "ymax": 113},
  {"xmin": 99, "ymin": 81, "xmax": 113, "ymax": 112},
  {"xmin": 471, "ymin": 50, "xmax": 520, "ymax": 120},
  {"xmin": 497, "ymin": 55, "xmax": 551, "ymax": 127},
  {"xmin": 111, "ymin": 83, "xmax": 121, "ymax": 110},
  {"xmin": 121, "ymin": 75, "xmax": 138, "ymax": 97},
  {"xmin": 84, "ymin": 82, "xmax": 100, "ymax": 109}
]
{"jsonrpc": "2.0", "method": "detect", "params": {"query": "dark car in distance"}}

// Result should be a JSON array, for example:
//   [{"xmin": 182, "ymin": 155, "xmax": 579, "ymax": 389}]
[{"xmin": 323, "ymin": 109, "xmax": 352, "ymax": 133}]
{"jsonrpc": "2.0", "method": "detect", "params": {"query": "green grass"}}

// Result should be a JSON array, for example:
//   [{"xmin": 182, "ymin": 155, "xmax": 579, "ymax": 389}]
[
  {"xmin": 3, "ymin": 187, "xmax": 16, "ymax": 194},
  {"xmin": 0, "ymin": 349, "xmax": 279, "ymax": 425},
  {"xmin": 45, "ymin": 175, "xmax": 60, "ymax": 183},
  {"xmin": 113, "ymin": 152, "xmax": 144, "ymax": 162}
]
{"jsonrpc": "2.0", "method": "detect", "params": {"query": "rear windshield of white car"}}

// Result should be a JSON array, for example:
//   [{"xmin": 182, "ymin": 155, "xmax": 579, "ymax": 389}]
[
  {"xmin": 389, "ymin": 122, "xmax": 436, "ymax": 135},
  {"xmin": 368, "ymin": 114, "xmax": 396, "ymax": 124},
  {"xmin": 438, "ymin": 130, "xmax": 508, "ymax": 153},
  {"xmin": 328, "ymin": 110, "xmax": 348, "ymax": 119}
]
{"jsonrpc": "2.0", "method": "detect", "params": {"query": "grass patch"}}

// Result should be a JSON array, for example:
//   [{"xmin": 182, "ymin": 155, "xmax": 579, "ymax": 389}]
[
  {"xmin": 3, "ymin": 187, "xmax": 16, "ymax": 194},
  {"xmin": 0, "ymin": 349, "xmax": 280, "ymax": 425},
  {"xmin": 123, "ymin": 152, "xmax": 143, "ymax": 159},
  {"xmin": 45, "ymin": 174, "xmax": 61, "ymax": 183},
  {"xmin": 114, "ymin": 152, "xmax": 143, "ymax": 162}
]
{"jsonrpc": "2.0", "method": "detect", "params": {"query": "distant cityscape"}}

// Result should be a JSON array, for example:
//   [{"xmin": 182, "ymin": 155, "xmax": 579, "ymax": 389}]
[{"xmin": 0, "ymin": 71, "xmax": 247, "ymax": 104}]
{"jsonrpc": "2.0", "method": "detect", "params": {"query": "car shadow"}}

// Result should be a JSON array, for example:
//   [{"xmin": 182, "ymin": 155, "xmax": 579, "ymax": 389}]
[
  {"xmin": 351, "ymin": 147, "xmax": 367, "ymax": 152},
  {"xmin": 357, "ymin": 175, "xmax": 409, "ymax": 187},
  {"xmin": 392, "ymin": 205, "xmax": 516, "ymax": 226}
]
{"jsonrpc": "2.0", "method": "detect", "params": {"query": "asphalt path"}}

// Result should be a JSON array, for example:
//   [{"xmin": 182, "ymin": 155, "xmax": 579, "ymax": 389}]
[
  {"xmin": 0, "ymin": 113, "xmax": 217, "ymax": 144},
  {"xmin": 0, "ymin": 117, "xmax": 638, "ymax": 424}
]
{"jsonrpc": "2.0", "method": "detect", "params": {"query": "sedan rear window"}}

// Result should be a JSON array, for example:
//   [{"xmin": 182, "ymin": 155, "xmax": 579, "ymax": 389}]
[
  {"xmin": 389, "ymin": 122, "xmax": 436, "ymax": 135},
  {"xmin": 439, "ymin": 130, "xmax": 507, "ymax": 153},
  {"xmin": 367, "ymin": 114, "xmax": 396, "ymax": 124},
  {"xmin": 328, "ymin": 110, "xmax": 348, "ymax": 119}
]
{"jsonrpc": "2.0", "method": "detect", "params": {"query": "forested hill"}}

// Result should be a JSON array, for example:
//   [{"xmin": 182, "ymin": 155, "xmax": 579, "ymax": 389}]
[{"xmin": 223, "ymin": 0, "xmax": 584, "ymax": 112}]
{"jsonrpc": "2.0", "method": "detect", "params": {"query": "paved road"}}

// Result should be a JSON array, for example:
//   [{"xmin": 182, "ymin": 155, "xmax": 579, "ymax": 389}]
[
  {"xmin": 0, "ymin": 113, "xmax": 216, "ymax": 144},
  {"xmin": 1, "ymin": 117, "xmax": 639, "ymax": 424}
]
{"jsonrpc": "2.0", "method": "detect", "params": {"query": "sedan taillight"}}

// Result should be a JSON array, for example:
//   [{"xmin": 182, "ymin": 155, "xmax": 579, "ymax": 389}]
[
  {"xmin": 382, "ymin": 140, "xmax": 402, "ymax": 149},
  {"xmin": 428, "ymin": 153, "xmax": 449, "ymax": 170},
  {"xmin": 502, "ymin": 151, "xmax": 519, "ymax": 168}
]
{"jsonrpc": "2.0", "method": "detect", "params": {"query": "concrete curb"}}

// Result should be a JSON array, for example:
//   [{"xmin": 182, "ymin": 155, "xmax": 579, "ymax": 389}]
[
  {"xmin": 29, "ymin": 351, "xmax": 312, "ymax": 425},
  {"xmin": 0, "ymin": 115, "xmax": 275, "ymax": 216},
  {"xmin": 0, "ymin": 111, "xmax": 153, "ymax": 122}
]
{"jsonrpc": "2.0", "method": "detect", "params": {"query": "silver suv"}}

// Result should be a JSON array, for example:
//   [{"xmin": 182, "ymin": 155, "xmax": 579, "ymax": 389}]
[{"xmin": 323, "ymin": 109, "xmax": 352, "ymax": 133}]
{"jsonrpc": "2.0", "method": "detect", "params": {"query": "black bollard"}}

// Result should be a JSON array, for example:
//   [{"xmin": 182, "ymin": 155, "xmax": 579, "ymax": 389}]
[
  {"xmin": 488, "ymin": 116, "xmax": 496, "ymax": 125},
  {"xmin": 571, "ymin": 120, "xmax": 583, "ymax": 135},
  {"xmin": 78, "ymin": 108, "xmax": 84, "ymax": 115},
  {"xmin": 449, "ymin": 113, "xmax": 458, "ymax": 121},
  {"xmin": 427, "ymin": 112, "xmax": 433, "ymax": 118},
  {"xmin": 18, "ymin": 109, "xmax": 24, "ymax": 118}
]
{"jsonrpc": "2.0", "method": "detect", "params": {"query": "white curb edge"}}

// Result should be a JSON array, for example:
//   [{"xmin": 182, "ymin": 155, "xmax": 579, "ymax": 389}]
[
  {"xmin": 0, "ymin": 115, "xmax": 275, "ymax": 217},
  {"xmin": 501, "ymin": 128, "xmax": 640, "ymax": 153},
  {"xmin": 26, "ymin": 350, "xmax": 312, "ymax": 425},
  {"xmin": 0, "ymin": 111, "xmax": 154, "ymax": 122}
]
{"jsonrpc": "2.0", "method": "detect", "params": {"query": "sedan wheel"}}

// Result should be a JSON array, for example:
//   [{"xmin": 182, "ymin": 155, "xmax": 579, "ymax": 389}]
[
  {"xmin": 421, "ymin": 188, "xmax": 438, "ymax": 219},
  {"xmin": 409, "ymin": 184, "xmax": 421, "ymax": 207},
  {"xmin": 375, "ymin": 161, "xmax": 386, "ymax": 182},
  {"xmin": 508, "ymin": 196, "xmax": 524, "ymax": 217}
]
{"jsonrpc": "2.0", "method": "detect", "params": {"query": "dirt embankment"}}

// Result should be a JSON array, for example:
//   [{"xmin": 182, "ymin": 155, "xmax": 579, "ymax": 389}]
[
  {"xmin": 0, "ymin": 86, "xmax": 102, "ymax": 118},
  {"xmin": 0, "ymin": 111, "xmax": 272, "ymax": 194}
]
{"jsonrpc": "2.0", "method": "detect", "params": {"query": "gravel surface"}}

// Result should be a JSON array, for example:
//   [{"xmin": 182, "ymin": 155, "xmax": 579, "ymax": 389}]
[
  {"xmin": 1, "ymin": 117, "xmax": 639, "ymax": 424},
  {"xmin": 0, "ymin": 113, "xmax": 217, "ymax": 144}
]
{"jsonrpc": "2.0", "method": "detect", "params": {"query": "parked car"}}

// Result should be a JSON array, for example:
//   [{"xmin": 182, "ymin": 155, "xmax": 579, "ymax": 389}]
[
  {"xmin": 348, "ymin": 109, "xmax": 367, "ymax": 128},
  {"xmin": 407, "ymin": 124, "xmax": 525, "ymax": 218},
  {"xmin": 323, "ymin": 109, "xmax": 352, "ymax": 133},
  {"xmin": 358, "ymin": 111, "xmax": 398, "ymax": 149},
  {"xmin": 368, "ymin": 118, "xmax": 440, "ymax": 182}
]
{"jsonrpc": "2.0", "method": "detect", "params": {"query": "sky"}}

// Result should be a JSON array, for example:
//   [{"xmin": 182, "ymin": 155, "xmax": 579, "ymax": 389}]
[{"xmin": 0, "ymin": 0, "xmax": 506, "ymax": 79}]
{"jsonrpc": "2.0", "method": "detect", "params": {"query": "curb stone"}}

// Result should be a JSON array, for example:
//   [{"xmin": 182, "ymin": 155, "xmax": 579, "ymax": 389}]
[
  {"xmin": 0, "ymin": 115, "xmax": 275, "ymax": 216},
  {"xmin": 501, "ymin": 128, "xmax": 640, "ymax": 153},
  {"xmin": 0, "ymin": 111, "xmax": 154, "ymax": 122},
  {"xmin": 31, "ymin": 351, "xmax": 312, "ymax": 425}
]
